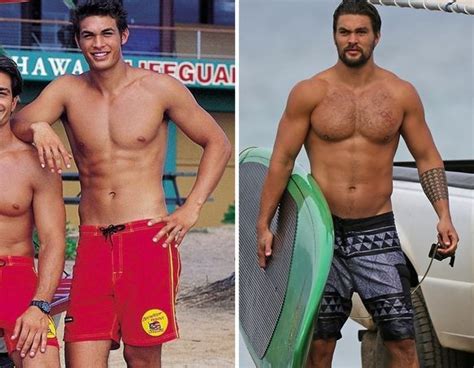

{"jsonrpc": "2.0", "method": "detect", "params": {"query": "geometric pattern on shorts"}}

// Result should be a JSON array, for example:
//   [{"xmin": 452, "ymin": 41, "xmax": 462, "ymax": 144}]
[
  {"xmin": 365, "ymin": 292, "xmax": 413, "ymax": 322},
  {"xmin": 318, "ymin": 292, "xmax": 352, "ymax": 318},
  {"xmin": 315, "ymin": 213, "xmax": 415, "ymax": 340},
  {"xmin": 335, "ymin": 227, "xmax": 401, "ymax": 257}
]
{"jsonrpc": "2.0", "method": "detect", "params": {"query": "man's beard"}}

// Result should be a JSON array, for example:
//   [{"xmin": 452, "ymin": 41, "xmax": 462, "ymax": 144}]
[{"xmin": 338, "ymin": 43, "xmax": 375, "ymax": 68}]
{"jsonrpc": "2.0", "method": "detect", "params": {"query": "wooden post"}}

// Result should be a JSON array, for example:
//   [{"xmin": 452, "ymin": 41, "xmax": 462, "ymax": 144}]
[{"xmin": 160, "ymin": 0, "xmax": 175, "ymax": 56}]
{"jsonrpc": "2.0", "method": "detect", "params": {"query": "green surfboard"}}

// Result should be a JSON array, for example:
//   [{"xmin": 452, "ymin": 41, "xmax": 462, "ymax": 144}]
[{"xmin": 239, "ymin": 147, "xmax": 334, "ymax": 367}]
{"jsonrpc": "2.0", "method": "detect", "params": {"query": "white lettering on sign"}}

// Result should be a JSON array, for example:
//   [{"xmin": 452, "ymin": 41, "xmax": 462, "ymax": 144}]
[
  {"xmin": 71, "ymin": 59, "xmax": 83, "ymax": 75},
  {"xmin": 31, "ymin": 58, "xmax": 47, "ymax": 76},
  {"xmin": 8, "ymin": 52, "xmax": 234, "ymax": 88},
  {"xmin": 48, "ymin": 58, "xmax": 71, "ymax": 76},
  {"xmin": 11, "ymin": 56, "xmax": 29, "ymax": 75}
]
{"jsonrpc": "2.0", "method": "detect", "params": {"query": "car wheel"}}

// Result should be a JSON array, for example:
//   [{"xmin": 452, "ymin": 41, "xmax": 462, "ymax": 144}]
[
  {"xmin": 412, "ymin": 288, "xmax": 474, "ymax": 368},
  {"xmin": 360, "ymin": 329, "xmax": 390, "ymax": 368}
]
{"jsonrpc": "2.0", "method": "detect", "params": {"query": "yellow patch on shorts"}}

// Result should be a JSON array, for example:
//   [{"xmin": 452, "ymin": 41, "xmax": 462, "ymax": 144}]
[
  {"xmin": 141, "ymin": 309, "xmax": 168, "ymax": 337},
  {"xmin": 47, "ymin": 317, "xmax": 56, "ymax": 338}
]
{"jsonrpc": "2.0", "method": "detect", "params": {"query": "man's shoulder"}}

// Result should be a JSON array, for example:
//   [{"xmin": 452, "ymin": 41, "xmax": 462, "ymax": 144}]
[
  {"xmin": 1, "ymin": 142, "xmax": 39, "ymax": 173},
  {"xmin": 376, "ymin": 68, "xmax": 416, "ymax": 94},
  {"xmin": 128, "ymin": 68, "xmax": 187, "ymax": 99},
  {"xmin": 289, "ymin": 74, "xmax": 329, "ymax": 105},
  {"xmin": 296, "ymin": 72, "xmax": 330, "ymax": 89},
  {"xmin": 48, "ymin": 74, "xmax": 87, "ymax": 94},
  {"xmin": 375, "ymin": 69, "xmax": 421, "ymax": 111},
  {"xmin": 16, "ymin": 144, "xmax": 58, "ymax": 178},
  {"xmin": 0, "ymin": 142, "xmax": 59, "ymax": 192},
  {"xmin": 131, "ymin": 67, "xmax": 180, "ymax": 87},
  {"xmin": 54, "ymin": 73, "xmax": 85, "ymax": 85}
]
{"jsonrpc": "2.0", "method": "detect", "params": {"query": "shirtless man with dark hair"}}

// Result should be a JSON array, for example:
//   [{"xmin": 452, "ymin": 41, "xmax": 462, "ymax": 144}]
[
  {"xmin": 0, "ymin": 56, "xmax": 65, "ymax": 368},
  {"xmin": 257, "ymin": 1, "xmax": 458, "ymax": 367},
  {"xmin": 11, "ymin": 1, "xmax": 231, "ymax": 367}
]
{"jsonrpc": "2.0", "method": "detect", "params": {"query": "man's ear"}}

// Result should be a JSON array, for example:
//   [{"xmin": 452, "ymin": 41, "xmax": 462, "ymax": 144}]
[
  {"xmin": 11, "ymin": 95, "xmax": 19, "ymax": 114},
  {"xmin": 374, "ymin": 32, "xmax": 381, "ymax": 47},
  {"xmin": 121, "ymin": 28, "xmax": 129, "ymax": 46}
]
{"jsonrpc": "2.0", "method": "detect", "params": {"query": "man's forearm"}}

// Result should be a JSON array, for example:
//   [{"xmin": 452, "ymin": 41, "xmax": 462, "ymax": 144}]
[
  {"xmin": 34, "ymin": 238, "xmax": 65, "ymax": 302},
  {"xmin": 257, "ymin": 158, "xmax": 295, "ymax": 229},
  {"xmin": 420, "ymin": 167, "xmax": 451, "ymax": 220},
  {"xmin": 10, "ymin": 116, "xmax": 37, "ymax": 142},
  {"xmin": 185, "ymin": 138, "xmax": 232, "ymax": 208}
]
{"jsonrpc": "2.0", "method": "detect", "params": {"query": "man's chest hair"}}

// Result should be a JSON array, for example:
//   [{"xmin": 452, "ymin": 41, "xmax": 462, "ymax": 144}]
[{"xmin": 311, "ymin": 85, "xmax": 403, "ymax": 144}]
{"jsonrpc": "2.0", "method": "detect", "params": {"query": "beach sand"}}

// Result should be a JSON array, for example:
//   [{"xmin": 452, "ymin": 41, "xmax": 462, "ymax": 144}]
[{"xmin": 56, "ymin": 225, "xmax": 235, "ymax": 367}]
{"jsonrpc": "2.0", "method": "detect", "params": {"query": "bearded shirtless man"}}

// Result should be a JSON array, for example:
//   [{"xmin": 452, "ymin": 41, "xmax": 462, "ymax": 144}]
[
  {"xmin": 0, "ymin": 56, "xmax": 65, "ymax": 368},
  {"xmin": 11, "ymin": 1, "xmax": 231, "ymax": 367},
  {"xmin": 257, "ymin": 1, "xmax": 458, "ymax": 368}
]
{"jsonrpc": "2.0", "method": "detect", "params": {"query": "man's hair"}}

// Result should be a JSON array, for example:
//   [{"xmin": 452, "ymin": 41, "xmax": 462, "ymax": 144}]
[
  {"xmin": 72, "ymin": 0, "xmax": 128, "ymax": 37},
  {"xmin": 333, "ymin": 0, "xmax": 382, "ymax": 35},
  {"xmin": 0, "ymin": 56, "xmax": 23, "ymax": 97}
]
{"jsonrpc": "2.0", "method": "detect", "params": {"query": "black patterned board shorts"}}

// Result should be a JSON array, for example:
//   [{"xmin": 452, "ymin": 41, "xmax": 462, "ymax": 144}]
[{"xmin": 314, "ymin": 212, "xmax": 415, "ymax": 341}]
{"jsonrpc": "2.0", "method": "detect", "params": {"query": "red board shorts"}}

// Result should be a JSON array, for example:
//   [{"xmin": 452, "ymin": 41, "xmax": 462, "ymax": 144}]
[
  {"xmin": 64, "ymin": 219, "xmax": 181, "ymax": 348},
  {"xmin": 0, "ymin": 256, "xmax": 59, "ymax": 354}
]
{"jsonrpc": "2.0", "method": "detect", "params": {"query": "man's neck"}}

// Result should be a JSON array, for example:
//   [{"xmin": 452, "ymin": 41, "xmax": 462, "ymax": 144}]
[
  {"xmin": 0, "ymin": 121, "xmax": 18, "ymax": 150},
  {"xmin": 334, "ymin": 59, "xmax": 377, "ymax": 89},
  {"xmin": 87, "ymin": 60, "xmax": 130, "ymax": 95}
]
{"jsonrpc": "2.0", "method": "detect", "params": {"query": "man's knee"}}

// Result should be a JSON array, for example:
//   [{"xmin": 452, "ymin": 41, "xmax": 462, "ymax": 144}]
[
  {"xmin": 123, "ymin": 344, "xmax": 162, "ymax": 368},
  {"xmin": 307, "ymin": 338, "xmax": 337, "ymax": 367},
  {"xmin": 313, "ymin": 338, "xmax": 337, "ymax": 354},
  {"xmin": 12, "ymin": 346, "xmax": 60, "ymax": 368}
]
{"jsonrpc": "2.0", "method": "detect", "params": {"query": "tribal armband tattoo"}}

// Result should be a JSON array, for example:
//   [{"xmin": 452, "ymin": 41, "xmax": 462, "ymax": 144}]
[{"xmin": 420, "ymin": 167, "xmax": 449, "ymax": 204}]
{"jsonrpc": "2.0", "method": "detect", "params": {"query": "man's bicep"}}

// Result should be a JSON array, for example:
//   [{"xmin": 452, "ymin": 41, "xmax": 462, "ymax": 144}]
[
  {"xmin": 272, "ymin": 84, "xmax": 314, "ymax": 163},
  {"xmin": 272, "ymin": 112, "xmax": 309, "ymax": 163},
  {"xmin": 165, "ymin": 78, "xmax": 223, "ymax": 146},
  {"xmin": 32, "ymin": 173, "xmax": 66, "ymax": 244},
  {"xmin": 400, "ymin": 86, "xmax": 440, "ymax": 162}
]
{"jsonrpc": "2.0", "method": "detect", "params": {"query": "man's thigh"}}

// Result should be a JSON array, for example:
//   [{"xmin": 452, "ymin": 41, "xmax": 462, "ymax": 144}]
[
  {"xmin": 117, "ymin": 222, "xmax": 181, "ymax": 346},
  {"xmin": 313, "ymin": 253, "xmax": 353, "ymax": 340},
  {"xmin": 350, "ymin": 249, "xmax": 415, "ymax": 340},
  {"xmin": 11, "ymin": 346, "xmax": 60, "ymax": 368},
  {"xmin": 65, "ymin": 340, "xmax": 112, "ymax": 368}
]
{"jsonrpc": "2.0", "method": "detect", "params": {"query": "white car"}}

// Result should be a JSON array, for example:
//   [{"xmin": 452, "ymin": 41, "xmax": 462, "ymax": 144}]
[{"xmin": 352, "ymin": 162, "xmax": 474, "ymax": 368}]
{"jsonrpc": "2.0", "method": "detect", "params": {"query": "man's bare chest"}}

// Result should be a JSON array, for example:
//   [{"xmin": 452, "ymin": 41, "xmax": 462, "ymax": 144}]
[
  {"xmin": 64, "ymin": 93, "xmax": 166, "ymax": 152},
  {"xmin": 311, "ymin": 87, "xmax": 403, "ymax": 144},
  {"xmin": 0, "ymin": 161, "xmax": 32, "ymax": 217}
]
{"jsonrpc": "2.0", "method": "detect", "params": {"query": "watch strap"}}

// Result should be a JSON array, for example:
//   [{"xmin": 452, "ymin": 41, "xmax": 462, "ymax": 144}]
[{"xmin": 30, "ymin": 300, "xmax": 51, "ymax": 314}]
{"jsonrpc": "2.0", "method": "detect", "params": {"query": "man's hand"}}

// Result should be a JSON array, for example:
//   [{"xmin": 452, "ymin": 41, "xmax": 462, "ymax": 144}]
[
  {"xmin": 257, "ymin": 226, "xmax": 274, "ymax": 268},
  {"xmin": 11, "ymin": 306, "xmax": 49, "ymax": 358},
  {"xmin": 31, "ymin": 122, "xmax": 72, "ymax": 174},
  {"xmin": 436, "ymin": 217, "xmax": 459, "ymax": 256},
  {"xmin": 148, "ymin": 204, "xmax": 200, "ymax": 247}
]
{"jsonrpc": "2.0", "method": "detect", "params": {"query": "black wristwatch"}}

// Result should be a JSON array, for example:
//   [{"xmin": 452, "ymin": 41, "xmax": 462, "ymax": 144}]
[{"xmin": 30, "ymin": 300, "xmax": 51, "ymax": 314}]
